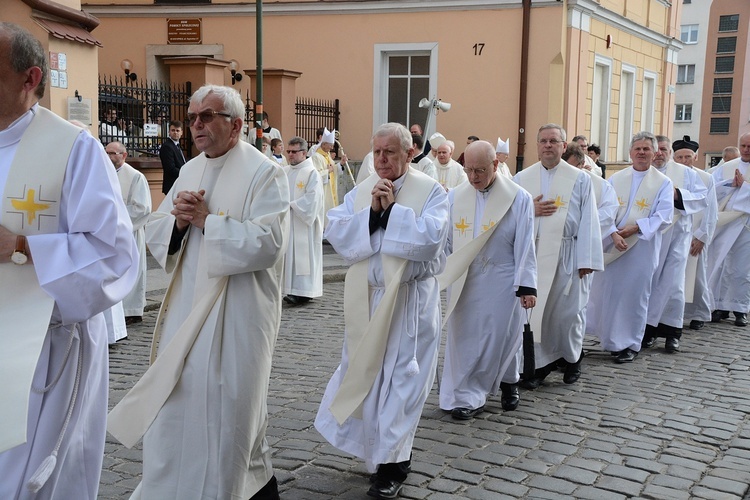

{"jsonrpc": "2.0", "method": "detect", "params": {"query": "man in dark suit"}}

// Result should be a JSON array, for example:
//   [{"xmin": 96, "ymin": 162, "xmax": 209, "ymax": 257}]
[{"xmin": 159, "ymin": 120, "xmax": 186, "ymax": 194}]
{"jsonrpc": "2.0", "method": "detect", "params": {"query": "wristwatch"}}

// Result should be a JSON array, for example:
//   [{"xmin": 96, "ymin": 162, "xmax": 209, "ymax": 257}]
[{"xmin": 11, "ymin": 235, "xmax": 28, "ymax": 265}]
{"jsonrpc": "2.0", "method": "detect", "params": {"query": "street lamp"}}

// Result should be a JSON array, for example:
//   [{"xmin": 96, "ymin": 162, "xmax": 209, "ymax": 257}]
[
  {"xmin": 229, "ymin": 59, "xmax": 243, "ymax": 85},
  {"xmin": 120, "ymin": 59, "xmax": 137, "ymax": 82}
]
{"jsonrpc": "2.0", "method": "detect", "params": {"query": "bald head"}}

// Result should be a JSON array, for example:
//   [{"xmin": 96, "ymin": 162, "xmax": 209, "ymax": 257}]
[
  {"xmin": 464, "ymin": 140, "xmax": 499, "ymax": 191},
  {"xmin": 740, "ymin": 133, "xmax": 750, "ymax": 163}
]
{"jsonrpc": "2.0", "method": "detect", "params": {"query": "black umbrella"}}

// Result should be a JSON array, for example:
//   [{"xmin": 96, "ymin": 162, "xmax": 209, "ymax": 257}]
[{"xmin": 522, "ymin": 311, "xmax": 535, "ymax": 380}]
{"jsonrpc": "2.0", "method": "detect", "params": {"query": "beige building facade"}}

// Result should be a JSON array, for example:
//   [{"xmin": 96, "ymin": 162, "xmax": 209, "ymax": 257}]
[
  {"xmin": 4, "ymin": 0, "xmax": 102, "ymax": 130},
  {"xmin": 83, "ymin": 0, "xmax": 682, "ymax": 172}
]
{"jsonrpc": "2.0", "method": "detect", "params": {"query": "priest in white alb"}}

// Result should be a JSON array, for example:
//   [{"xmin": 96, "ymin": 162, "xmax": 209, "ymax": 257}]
[
  {"xmin": 315, "ymin": 123, "xmax": 449, "ymax": 500},
  {"xmin": 673, "ymin": 137, "xmax": 718, "ymax": 331},
  {"xmin": 513, "ymin": 124, "xmax": 603, "ymax": 388},
  {"xmin": 107, "ymin": 85, "xmax": 289, "ymax": 500},
  {"xmin": 0, "ymin": 22, "xmax": 138, "ymax": 498},
  {"xmin": 642, "ymin": 136, "xmax": 707, "ymax": 353},
  {"xmin": 438, "ymin": 140, "xmax": 537, "ymax": 420},
  {"xmin": 707, "ymin": 132, "xmax": 750, "ymax": 327},
  {"xmin": 106, "ymin": 141, "xmax": 152, "ymax": 325},
  {"xmin": 587, "ymin": 132, "xmax": 673, "ymax": 363},
  {"xmin": 282, "ymin": 136, "xmax": 324, "ymax": 306}
]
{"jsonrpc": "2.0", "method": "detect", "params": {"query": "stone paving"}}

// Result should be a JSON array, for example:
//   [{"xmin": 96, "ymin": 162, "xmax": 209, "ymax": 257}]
[{"xmin": 101, "ymin": 279, "xmax": 750, "ymax": 499}]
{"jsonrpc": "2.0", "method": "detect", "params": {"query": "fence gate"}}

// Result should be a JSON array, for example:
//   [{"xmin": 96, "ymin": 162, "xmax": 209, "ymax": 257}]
[
  {"xmin": 295, "ymin": 97, "xmax": 340, "ymax": 147},
  {"xmin": 98, "ymin": 75, "xmax": 192, "ymax": 158}
]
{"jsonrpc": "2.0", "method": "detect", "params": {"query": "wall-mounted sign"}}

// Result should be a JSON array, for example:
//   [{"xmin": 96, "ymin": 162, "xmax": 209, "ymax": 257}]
[
  {"xmin": 68, "ymin": 97, "xmax": 92, "ymax": 126},
  {"xmin": 167, "ymin": 19, "xmax": 202, "ymax": 44}
]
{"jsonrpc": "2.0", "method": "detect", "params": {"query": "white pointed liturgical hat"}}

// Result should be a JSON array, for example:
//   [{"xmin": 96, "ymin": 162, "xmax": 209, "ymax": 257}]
[
  {"xmin": 322, "ymin": 127, "xmax": 336, "ymax": 144},
  {"xmin": 429, "ymin": 132, "xmax": 446, "ymax": 150},
  {"xmin": 496, "ymin": 137, "xmax": 510, "ymax": 154}
]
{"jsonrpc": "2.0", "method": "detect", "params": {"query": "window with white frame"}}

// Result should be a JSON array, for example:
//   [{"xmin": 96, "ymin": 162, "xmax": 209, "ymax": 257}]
[
  {"xmin": 617, "ymin": 66, "xmax": 635, "ymax": 161},
  {"xmin": 591, "ymin": 56, "xmax": 612, "ymax": 159},
  {"xmin": 675, "ymin": 104, "xmax": 693, "ymax": 122},
  {"xmin": 373, "ymin": 43, "xmax": 438, "ymax": 135},
  {"xmin": 677, "ymin": 64, "xmax": 696, "ymax": 84},
  {"xmin": 641, "ymin": 72, "xmax": 656, "ymax": 133},
  {"xmin": 680, "ymin": 24, "xmax": 699, "ymax": 44}
]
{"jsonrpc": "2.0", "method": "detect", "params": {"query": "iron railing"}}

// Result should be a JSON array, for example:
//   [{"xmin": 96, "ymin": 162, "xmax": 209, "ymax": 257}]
[
  {"xmin": 98, "ymin": 75, "xmax": 192, "ymax": 158},
  {"xmin": 295, "ymin": 97, "xmax": 340, "ymax": 147}
]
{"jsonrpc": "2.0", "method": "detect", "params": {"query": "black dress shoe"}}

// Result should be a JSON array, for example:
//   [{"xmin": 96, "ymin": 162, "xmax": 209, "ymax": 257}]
[
  {"xmin": 615, "ymin": 348, "xmax": 638, "ymax": 363},
  {"xmin": 367, "ymin": 478, "xmax": 403, "ymax": 499},
  {"xmin": 520, "ymin": 366, "xmax": 551, "ymax": 390},
  {"xmin": 689, "ymin": 320, "xmax": 705, "ymax": 330},
  {"xmin": 641, "ymin": 336, "xmax": 656, "ymax": 349},
  {"xmin": 563, "ymin": 354, "xmax": 583, "ymax": 384},
  {"xmin": 734, "ymin": 312, "xmax": 748, "ymax": 327},
  {"xmin": 500, "ymin": 383, "xmax": 520, "ymax": 411},
  {"xmin": 712, "ymin": 310, "xmax": 730, "ymax": 322},
  {"xmin": 665, "ymin": 337, "xmax": 680, "ymax": 353},
  {"xmin": 451, "ymin": 406, "xmax": 484, "ymax": 420}
]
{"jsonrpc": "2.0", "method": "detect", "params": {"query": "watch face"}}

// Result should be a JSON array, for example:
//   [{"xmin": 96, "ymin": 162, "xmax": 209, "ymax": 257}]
[{"xmin": 11, "ymin": 251, "xmax": 28, "ymax": 265}]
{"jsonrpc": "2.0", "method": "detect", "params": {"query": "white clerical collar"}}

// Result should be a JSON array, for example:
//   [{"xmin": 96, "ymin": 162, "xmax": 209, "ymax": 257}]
[
  {"xmin": 478, "ymin": 178, "xmax": 496, "ymax": 194},
  {"xmin": 0, "ymin": 103, "xmax": 37, "ymax": 148},
  {"xmin": 172, "ymin": 139, "xmax": 180, "ymax": 146}
]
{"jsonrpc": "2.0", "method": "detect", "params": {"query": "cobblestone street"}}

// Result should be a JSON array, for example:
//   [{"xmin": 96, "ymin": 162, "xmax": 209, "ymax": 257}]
[{"xmin": 101, "ymin": 280, "xmax": 750, "ymax": 499}]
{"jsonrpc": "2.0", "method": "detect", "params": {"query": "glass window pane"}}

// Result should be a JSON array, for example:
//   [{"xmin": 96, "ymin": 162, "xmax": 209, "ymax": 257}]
[
  {"xmin": 388, "ymin": 78, "xmax": 407, "ymax": 124},
  {"xmin": 408, "ymin": 77, "xmax": 430, "ymax": 130},
  {"xmin": 712, "ymin": 96, "xmax": 731, "ymax": 113},
  {"xmin": 410, "ymin": 56, "xmax": 430, "ymax": 76},
  {"xmin": 717, "ymin": 37, "xmax": 737, "ymax": 53},
  {"xmin": 389, "ymin": 56, "xmax": 409, "ymax": 76},
  {"xmin": 710, "ymin": 117, "xmax": 730, "ymax": 134},
  {"xmin": 719, "ymin": 14, "xmax": 739, "ymax": 32},
  {"xmin": 713, "ymin": 78, "xmax": 733, "ymax": 94},
  {"xmin": 715, "ymin": 56, "xmax": 735, "ymax": 73}
]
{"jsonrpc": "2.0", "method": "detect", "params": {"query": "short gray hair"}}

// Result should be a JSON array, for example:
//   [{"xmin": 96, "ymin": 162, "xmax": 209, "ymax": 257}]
[
  {"xmin": 538, "ymin": 124, "xmax": 567, "ymax": 142},
  {"xmin": 372, "ymin": 123, "xmax": 412, "ymax": 152},
  {"xmin": 0, "ymin": 22, "xmax": 48, "ymax": 99},
  {"xmin": 190, "ymin": 85, "xmax": 244, "ymax": 119},
  {"xmin": 630, "ymin": 131, "xmax": 658, "ymax": 151},
  {"xmin": 288, "ymin": 136, "xmax": 308, "ymax": 152}
]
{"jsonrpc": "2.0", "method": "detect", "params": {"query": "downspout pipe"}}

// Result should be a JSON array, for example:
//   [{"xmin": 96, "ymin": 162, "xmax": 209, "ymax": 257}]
[
  {"xmin": 516, "ymin": 0, "xmax": 531, "ymax": 173},
  {"xmin": 254, "ymin": 0, "xmax": 264, "ymax": 152}
]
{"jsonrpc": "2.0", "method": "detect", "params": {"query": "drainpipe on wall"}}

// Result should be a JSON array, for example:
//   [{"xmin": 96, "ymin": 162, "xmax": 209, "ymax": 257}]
[
  {"xmin": 516, "ymin": 0, "xmax": 532, "ymax": 173},
  {"xmin": 254, "ymin": 0, "xmax": 264, "ymax": 152}
]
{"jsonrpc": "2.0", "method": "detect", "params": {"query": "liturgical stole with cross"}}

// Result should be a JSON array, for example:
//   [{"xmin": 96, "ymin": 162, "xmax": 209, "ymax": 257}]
[
  {"xmin": 437, "ymin": 172, "xmax": 520, "ymax": 325},
  {"xmin": 605, "ymin": 167, "xmax": 666, "ymax": 266},
  {"xmin": 514, "ymin": 161, "xmax": 579, "ymax": 342},
  {"xmin": 0, "ymin": 107, "xmax": 79, "ymax": 453},
  {"xmin": 330, "ymin": 167, "xmax": 436, "ymax": 425}
]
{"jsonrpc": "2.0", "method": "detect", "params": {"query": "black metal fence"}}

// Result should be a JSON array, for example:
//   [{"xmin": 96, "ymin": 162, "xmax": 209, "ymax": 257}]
[
  {"xmin": 98, "ymin": 75, "xmax": 192, "ymax": 158},
  {"xmin": 295, "ymin": 98, "xmax": 340, "ymax": 147}
]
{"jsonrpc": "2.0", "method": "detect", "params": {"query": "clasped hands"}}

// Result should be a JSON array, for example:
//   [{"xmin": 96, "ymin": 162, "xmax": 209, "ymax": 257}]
[
  {"xmin": 610, "ymin": 223, "xmax": 639, "ymax": 252},
  {"xmin": 172, "ymin": 189, "xmax": 209, "ymax": 231},
  {"xmin": 732, "ymin": 169, "xmax": 747, "ymax": 188},
  {"xmin": 371, "ymin": 178, "xmax": 395, "ymax": 213}
]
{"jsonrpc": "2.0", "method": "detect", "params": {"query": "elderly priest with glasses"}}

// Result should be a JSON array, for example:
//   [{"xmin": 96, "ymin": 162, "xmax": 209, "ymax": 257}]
[{"xmin": 108, "ymin": 84, "xmax": 289, "ymax": 500}]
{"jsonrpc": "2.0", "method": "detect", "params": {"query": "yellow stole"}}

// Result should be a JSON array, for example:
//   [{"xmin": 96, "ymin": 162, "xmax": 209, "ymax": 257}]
[
  {"xmin": 316, "ymin": 149, "xmax": 338, "ymax": 206},
  {"xmin": 606, "ymin": 167, "xmax": 665, "ymax": 265},
  {"xmin": 0, "ymin": 107, "xmax": 79, "ymax": 453},
  {"xmin": 437, "ymin": 173, "xmax": 520, "ymax": 324},
  {"xmin": 514, "ymin": 161, "xmax": 579, "ymax": 342},
  {"xmin": 108, "ymin": 142, "xmax": 276, "ymax": 448},
  {"xmin": 329, "ymin": 168, "xmax": 436, "ymax": 424}
]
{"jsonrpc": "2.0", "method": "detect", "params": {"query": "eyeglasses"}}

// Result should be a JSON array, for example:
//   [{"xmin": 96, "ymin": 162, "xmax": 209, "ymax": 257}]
[
  {"xmin": 286, "ymin": 149, "xmax": 303, "ymax": 154},
  {"xmin": 106, "ymin": 151, "xmax": 124, "ymax": 156},
  {"xmin": 538, "ymin": 139, "xmax": 563, "ymax": 145},
  {"xmin": 186, "ymin": 110, "xmax": 232, "ymax": 126},
  {"xmin": 463, "ymin": 167, "xmax": 488, "ymax": 175}
]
